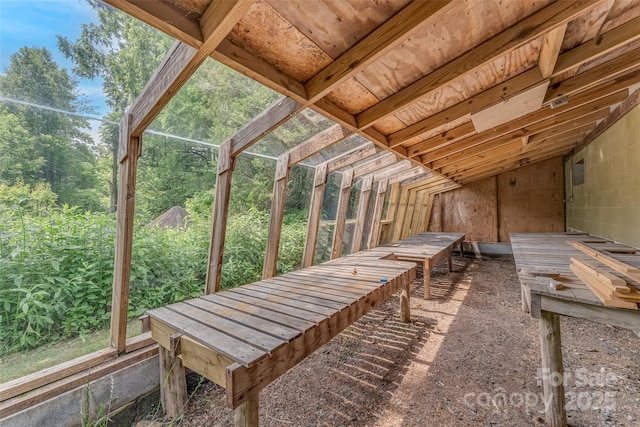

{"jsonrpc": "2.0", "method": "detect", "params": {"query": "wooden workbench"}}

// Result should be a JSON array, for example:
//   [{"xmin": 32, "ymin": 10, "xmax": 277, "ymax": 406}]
[
  {"xmin": 148, "ymin": 257, "xmax": 416, "ymax": 426},
  {"xmin": 511, "ymin": 233, "xmax": 640, "ymax": 427},
  {"xmin": 147, "ymin": 232, "xmax": 465, "ymax": 426},
  {"xmin": 373, "ymin": 232, "xmax": 465, "ymax": 299}
]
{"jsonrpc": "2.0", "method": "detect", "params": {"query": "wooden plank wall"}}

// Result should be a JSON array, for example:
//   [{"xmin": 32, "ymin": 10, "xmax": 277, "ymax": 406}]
[{"xmin": 428, "ymin": 156, "xmax": 564, "ymax": 243}]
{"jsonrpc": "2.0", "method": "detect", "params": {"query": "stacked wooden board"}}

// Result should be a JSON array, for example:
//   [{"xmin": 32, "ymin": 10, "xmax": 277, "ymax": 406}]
[{"xmin": 568, "ymin": 241, "xmax": 640, "ymax": 310}]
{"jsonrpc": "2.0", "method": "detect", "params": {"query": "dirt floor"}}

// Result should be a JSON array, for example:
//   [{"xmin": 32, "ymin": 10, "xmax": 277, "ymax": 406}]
[{"xmin": 137, "ymin": 256, "xmax": 640, "ymax": 427}]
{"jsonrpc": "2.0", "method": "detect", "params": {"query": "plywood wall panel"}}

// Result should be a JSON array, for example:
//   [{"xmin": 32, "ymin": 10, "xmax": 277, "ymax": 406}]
[
  {"xmin": 497, "ymin": 156, "xmax": 565, "ymax": 242},
  {"xmin": 440, "ymin": 177, "xmax": 498, "ymax": 242}
]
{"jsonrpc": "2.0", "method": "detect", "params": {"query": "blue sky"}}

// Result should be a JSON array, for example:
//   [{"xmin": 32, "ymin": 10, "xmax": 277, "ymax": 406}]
[{"xmin": 0, "ymin": 0, "xmax": 108, "ymax": 116}]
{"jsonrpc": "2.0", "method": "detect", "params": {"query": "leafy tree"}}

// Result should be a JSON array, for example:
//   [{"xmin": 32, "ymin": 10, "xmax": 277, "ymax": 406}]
[{"xmin": 0, "ymin": 46, "xmax": 99, "ymax": 210}]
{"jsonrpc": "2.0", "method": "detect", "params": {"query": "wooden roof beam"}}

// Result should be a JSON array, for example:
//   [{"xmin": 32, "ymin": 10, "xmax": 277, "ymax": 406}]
[
  {"xmin": 420, "ymin": 74, "xmax": 639, "ymax": 166},
  {"xmin": 427, "ymin": 94, "xmax": 621, "ymax": 171},
  {"xmin": 286, "ymin": 124, "xmax": 352, "ymax": 166},
  {"xmin": 304, "ymin": 1, "xmax": 455, "ymax": 102},
  {"xmin": 355, "ymin": 0, "xmax": 603, "ymax": 129},
  {"xmin": 440, "ymin": 128, "xmax": 593, "ymax": 176},
  {"xmin": 386, "ymin": 3, "xmax": 640, "ymax": 149},
  {"xmin": 545, "ymin": 47, "xmax": 640, "ymax": 102},
  {"xmin": 539, "ymin": 25, "xmax": 567, "ymax": 78}
]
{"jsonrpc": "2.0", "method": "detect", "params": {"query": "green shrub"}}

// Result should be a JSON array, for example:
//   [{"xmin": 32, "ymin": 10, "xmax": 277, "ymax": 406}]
[{"xmin": 0, "ymin": 205, "xmax": 307, "ymax": 355}]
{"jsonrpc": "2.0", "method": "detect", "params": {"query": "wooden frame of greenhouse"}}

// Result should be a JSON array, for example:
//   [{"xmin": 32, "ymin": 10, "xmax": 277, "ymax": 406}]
[{"xmin": 2, "ymin": 1, "xmax": 640, "ymax": 426}]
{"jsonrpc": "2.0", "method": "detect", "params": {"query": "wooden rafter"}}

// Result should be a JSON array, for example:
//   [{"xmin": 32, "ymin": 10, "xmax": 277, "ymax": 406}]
[
  {"xmin": 304, "ymin": 1, "xmax": 455, "ymax": 101},
  {"xmin": 355, "ymin": 1, "xmax": 602, "ymax": 129},
  {"xmin": 539, "ymin": 25, "xmax": 568, "ymax": 78}
]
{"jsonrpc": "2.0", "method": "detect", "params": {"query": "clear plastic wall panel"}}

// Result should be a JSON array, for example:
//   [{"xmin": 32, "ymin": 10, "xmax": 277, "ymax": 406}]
[
  {"xmin": 250, "ymin": 108, "xmax": 335, "ymax": 159},
  {"xmin": 0, "ymin": 108, "xmax": 114, "ymax": 380},
  {"xmin": 146, "ymin": 57, "xmax": 280, "ymax": 145},
  {"xmin": 313, "ymin": 172, "xmax": 341, "ymax": 264},
  {"xmin": 124, "ymin": 130, "xmax": 217, "ymax": 339}
]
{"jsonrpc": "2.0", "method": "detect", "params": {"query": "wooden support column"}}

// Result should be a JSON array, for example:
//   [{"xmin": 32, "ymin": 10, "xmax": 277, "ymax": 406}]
[
  {"xmin": 110, "ymin": 114, "xmax": 141, "ymax": 352},
  {"xmin": 205, "ymin": 140, "xmax": 234, "ymax": 294},
  {"xmin": 351, "ymin": 175, "xmax": 373, "ymax": 254},
  {"xmin": 367, "ymin": 178, "xmax": 388, "ymax": 249},
  {"xmin": 540, "ymin": 311, "xmax": 566, "ymax": 427},
  {"xmin": 392, "ymin": 188, "xmax": 410, "ymax": 241},
  {"xmin": 235, "ymin": 393, "xmax": 259, "ymax": 427},
  {"xmin": 421, "ymin": 193, "xmax": 435, "ymax": 233},
  {"xmin": 409, "ymin": 190, "xmax": 426, "ymax": 236},
  {"xmin": 263, "ymin": 153, "xmax": 290, "ymax": 279},
  {"xmin": 302, "ymin": 163, "xmax": 328, "ymax": 267},
  {"xmin": 159, "ymin": 345, "xmax": 187, "ymax": 419},
  {"xmin": 330, "ymin": 169, "xmax": 354, "ymax": 260}
]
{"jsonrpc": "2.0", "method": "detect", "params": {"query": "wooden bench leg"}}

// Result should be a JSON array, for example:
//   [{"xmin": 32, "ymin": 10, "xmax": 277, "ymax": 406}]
[
  {"xmin": 447, "ymin": 248, "xmax": 453, "ymax": 272},
  {"xmin": 540, "ymin": 311, "xmax": 566, "ymax": 427},
  {"xmin": 423, "ymin": 258, "xmax": 432, "ymax": 300},
  {"xmin": 400, "ymin": 278, "xmax": 411, "ymax": 322},
  {"xmin": 235, "ymin": 392, "xmax": 259, "ymax": 427},
  {"xmin": 159, "ymin": 346, "xmax": 187, "ymax": 419}
]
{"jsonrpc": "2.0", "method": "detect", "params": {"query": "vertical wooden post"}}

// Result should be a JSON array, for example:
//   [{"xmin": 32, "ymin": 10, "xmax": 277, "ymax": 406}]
[
  {"xmin": 302, "ymin": 163, "xmax": 328, "ymax": 268},
  {"xmin": 367, "ymin": 178, "xmax": 388, "ymax": 249},
  {"xmin": 330, "ymin": 169, "xmax": 354, "ymax": 260},
  {"xmin": 409, "ymin": 190, "xmax": 425, "ymax": 236},
  {"xmin": 392, "ymin": 188, "xmax": 410, "ymax": 241},
  {"xmin": 540, "ymin": 311, "xmax": 566, "ymax": 427},
  {"xmin": 423, "ymin": 258, "xmax": 432, "ymax": 300},
  {"xmin": 401, "ymin": 190, "xmax": 418, "ymax": 239},
  {"xmin": 159, "ymin": 346, "xmax": 187, "ymax": 419},
  {"xmin": 205, "ymin": 140, "xmax": 235, "ymax": 294},
  {"xmin": 400, "ymin": 277, "xmax": 411, "ymax": 322},
  {"xmin": 351, "ymin": 175, "xmax": 373, "ymax": 254},
  {"xmin": 421, "ymin": 193, "xmax": 435, "ymax": 232},
  {"xmin": 385, "ymin": 182, "xmax": 400, "ymax": 221},
  {"xmin": 263, "ymin": 153, "xmax": 290, "ymax": 279},
  {"xmin": 235, "ymin": 392, "xmax": 259, "ymax": 427},
  {"xmin": 110, "ymin": 114, "xmax": 141, "ymax": 353}
]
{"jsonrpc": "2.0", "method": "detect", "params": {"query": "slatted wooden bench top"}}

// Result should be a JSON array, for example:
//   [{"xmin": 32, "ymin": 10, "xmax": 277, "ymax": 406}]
[{"xmin": 147, "ymin": 232, "xmax": 465, "ymax": 424}]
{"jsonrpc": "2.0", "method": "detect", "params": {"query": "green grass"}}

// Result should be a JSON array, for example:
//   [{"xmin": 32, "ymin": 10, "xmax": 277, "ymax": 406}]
[{"xmin": 0, "ymin": 321, "xmax": 140, "ymax": 383}]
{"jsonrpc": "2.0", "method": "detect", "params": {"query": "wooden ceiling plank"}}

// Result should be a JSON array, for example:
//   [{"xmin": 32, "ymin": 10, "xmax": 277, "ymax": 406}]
[
  {"xmin": 526, "ymin": 120, "xmax": 600, "ymax": 145},
  {"xmin": 287, "ymin": 125, "xmax": 352, "ymax": 166},
  {"xmin": 388, "ymin": 69, "xmax": 544, "ymax": 147},
  {"xmin": 452, "ymin": 137, "xmax": 583, "ymax": 179},
  {"xmin": 304, "ymin": 1, "xmax": 455, "ymax": 102},
  {"xmin": 441, "ymin": 130, "xmax": 590, "ymax": 176},
  {"xmin": 539, "ymin": 25, "xmax": 568, "ymax": 78},
  {"xmin": 553, "ymin": 15, "xmax": 640, "ymax": 77},
  {"xmin": 457, "ymin": 147, "xmax": 576, "ymax": 184},
  {"xmin": 128, "ymin": 0, "xmax": 253, "ymax": 135},
  {"xmin": 390, "ymin": 17, "xmax": 640, "ymax": 148},
  {"xmin": 355, "ymin": 0, "xmax": 602, "ymax": 128},
  {"xmin": 428, "ymin": 98, "xmax": 618, "ymax": 170},
  {"xmin": 546, "ymin": 47, "xmax": 640, "ymax": 102},
  {"xmin": 421, "ymin": 78, "xmax": 636, "ymax": 165}
]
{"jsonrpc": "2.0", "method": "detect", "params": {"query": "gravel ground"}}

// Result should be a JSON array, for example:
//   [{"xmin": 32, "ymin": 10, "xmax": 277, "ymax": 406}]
[{"xmin": 137, "ymin": 257, "xmax": 640, "ymax": 427}]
